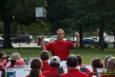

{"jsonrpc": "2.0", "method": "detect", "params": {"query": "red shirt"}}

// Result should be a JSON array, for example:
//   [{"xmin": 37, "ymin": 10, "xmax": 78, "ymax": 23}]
[
  {"xmin": 46, "ymin": 40, "xmax": 73, "ymax": 60},
  {"xmin": 26, "ymin": 75, "xmax": 45, "ymax": 77},
  {"xmin": 26, "ymin": 73, "xmax": 45, "ymax": 77},
  {"xmin": 0, "ymin": 59, "xmax": 7, "ymax": 69},
  {"xmin": 43, "ymin": 67, "xmax": 59, "ymax": 77},
  {"xmin": 42, "ymin": 60, "xmax": 51, "ymax": 72},
  {"xmin": 61, "ymin": 68, "xmax": 89, "ymax": 77},
  {"xmin": 15, "ymin": 58, "xmax": 25, "ymax": 65},
  {"xmin": 7, "ymin": 58, "xmax": 26, "ymax": 68}
]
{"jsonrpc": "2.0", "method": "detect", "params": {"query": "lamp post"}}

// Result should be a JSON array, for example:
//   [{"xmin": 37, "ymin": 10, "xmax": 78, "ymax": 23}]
[
  {"xmin": 12, "ymin": 15, "xmax": 21, "ymax": 52},
  {"xmin": 18, "ymin": 21, "xmax": 21, "ymax": 53},
  {"xmin": 35, "ymin": 7, "xmax": 47, "ymax": 35}
]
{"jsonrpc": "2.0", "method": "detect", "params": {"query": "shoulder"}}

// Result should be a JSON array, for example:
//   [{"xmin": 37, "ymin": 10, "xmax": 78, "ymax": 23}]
[
  {"xmin": 47, "ymin": 40, "xmax": 56, "ymax": 45},
  {"xmin": 43, "ymin": 70, "xmax": 49, "ymax": 75},
  {"xmin": 60, "ymin": 73, "xmax": 68, "ymax": 77},
  {"xmin": 41, "ymin": 75, "xmax": 46, "ymax": 77},
  {"xmin": 78, "ymin": 71, "xmax": 89, "ymax": 77},
  {"xmin": 16, "ymin": 58, "xmax": 25, "ymax": 64}
]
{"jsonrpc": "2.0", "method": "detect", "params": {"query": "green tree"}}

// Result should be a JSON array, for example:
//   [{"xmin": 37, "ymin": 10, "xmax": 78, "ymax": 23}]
[
  {"xmin": 47, "ymin": 0, "xmax": 69, "ymax": 33},
  {"xmin": 66, "ymin": 0, "xmax": 115, "ymax": 49},
  {"xmin": 0, "ymin": 0, "xmax": 16, "ymax": 48},
  {"xmin": 0, "ymin": 0, "xmax": 46, "ymax": 48}
]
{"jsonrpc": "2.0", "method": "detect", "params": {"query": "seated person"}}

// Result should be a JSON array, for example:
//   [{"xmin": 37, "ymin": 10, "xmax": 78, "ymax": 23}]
[
  {"xmin": 43, "ymin": 56, "xmax": 60, "ymax": 77},
  {"xmin": 101, "ymin": 57, "xmax": 115, "ymax": 77},
  {"xmin": 89, "ymin": 58, "xmax": 104, "ymax": 77},
  {"xmin": 104, "ymin": 55, "xmax": 113, "ymax": 68},
  {"xmin": 76, "ymin": 55, "xmax": 91, "ymax": 73},
  {"xmin": 40, "ymin": 50, "xmax": 51, "ymax": 72},
  {"xmin": 7, "ymin": 52, "xmax": 25, "ymax": 68},
  {"xmin": 0, "ymin": 52, "xmax": 7, "ymax": 68},
  {"xmin": 26, "ymin": 58, "xmax": 45, "ymax": 77},
  {"xmin": 0, "ymin": 52, "xmax": 7, "ymax": 77},
  {"xmin": 61, "ymin": 55, "xmax": 89, "ymax": 77}
]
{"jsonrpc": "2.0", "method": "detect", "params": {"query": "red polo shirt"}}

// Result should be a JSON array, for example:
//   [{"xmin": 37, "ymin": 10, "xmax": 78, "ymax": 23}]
[
  {"xmin": 42, "ymin": 60, "xmax": 51, "ymax": 72},
  {"xmin": 43, "ymin": 67, "xmax": 59, "ymax": 77},
  {"xmin": 46, "ymin": 40, "xmax": 73, "ymax": 60},
  {"xmin": 61, "ymin": 68, "xmax": 89, "ymax": 77},
  {"xmin": 26, "ymin": 73, "xmax": 45, "ymax": 77}
]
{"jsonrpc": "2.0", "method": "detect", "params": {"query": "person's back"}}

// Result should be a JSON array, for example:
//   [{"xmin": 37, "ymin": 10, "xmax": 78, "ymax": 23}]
[
  {"xmin": 15, "ymin": 58, "xmax": 25, "ymax": 66},
  {"xmin": 76, "ymin": 55, "xmax": 91, "ymax": 74},
  {"xmin": 40, "ymin": 50, "xmax": 51, "ymax": 72},
  {"xmin": 62, "ymin": 68, "xmax": 89, "ymax": 77},
  {"xmin": 26, "ymin": 74, "xmax": 45, "ymax": 77},
  {"xmin": 43, "ymin": 56, "xmax": 60, "ymax": 77},
  {"xmin": 10, "ymin": 52, "xmax": 26, "ymax": 67},
  {"xmin": 42, "ymin": 60, "xmax": 50, "ymax": 72},
  {"xmin": 61, "ymin": 55, "xmax": 89, "ymax": 77},
  {"xmin": 26, "ymin": 58, "xmax": 45, "ymax": 77},
  {"xmin": 89, "ymin": 58, "xmax": 104, "ymax": 77},
  {"xmin": 43, "ymin": 67, "xmax": 59, "ymax": 77},
  {"xmin": 101, "ymin": 57, "xmax": 115, "ymax": 77}
]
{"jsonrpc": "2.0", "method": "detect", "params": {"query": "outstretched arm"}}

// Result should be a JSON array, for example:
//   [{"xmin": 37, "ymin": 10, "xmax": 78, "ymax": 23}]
[
  {"xmin": 40, "ymin": 35, "xmax": 46, "ymax": 50},
  {"xmin": 73, "ymin": 42, "xmax": 80, "ymax": 48}
]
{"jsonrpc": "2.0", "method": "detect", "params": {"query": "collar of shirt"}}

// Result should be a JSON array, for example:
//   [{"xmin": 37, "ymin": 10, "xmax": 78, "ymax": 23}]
[{"xmin": 68, "ymin": 67, "xmax": 78, "ymax": 71}]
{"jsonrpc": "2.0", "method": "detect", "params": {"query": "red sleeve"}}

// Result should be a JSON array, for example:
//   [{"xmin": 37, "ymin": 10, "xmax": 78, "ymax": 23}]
[
  {"xmin": 67, "ymin": 41, "xmax": 74, "ymax": 48},
  {"xmin": 45, "ymin": 43, "xmax": 52, "ymax": 50}
]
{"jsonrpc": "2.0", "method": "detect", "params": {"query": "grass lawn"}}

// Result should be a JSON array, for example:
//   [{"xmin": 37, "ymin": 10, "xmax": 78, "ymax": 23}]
[{"xmin": 2, "ymin": 48, "xmax": 115, "ymax": 64}]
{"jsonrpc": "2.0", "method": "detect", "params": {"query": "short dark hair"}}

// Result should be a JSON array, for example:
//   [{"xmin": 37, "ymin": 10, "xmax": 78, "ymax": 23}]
[
  {"xmin": 30, "ymin": 58, "xmax": 42, "ymax": 77},
  {"xmin": 92, "ymin": 58, "xmax": 104, "ymax": 68},
  {"xmin": 67, "ymin": 55, "xmax": 78, "ymax": 67},
  {"xmin": 40, "ymin": 51, "xmax": 49, "ymax": 61},
  {"xmin": 50, "ymin": 62, "xmax": 60, "ymax": 67}
]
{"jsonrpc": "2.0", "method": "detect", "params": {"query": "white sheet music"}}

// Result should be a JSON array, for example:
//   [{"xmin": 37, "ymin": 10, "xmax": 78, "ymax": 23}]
[
  {"xmin": 60, "ymin": 61, "xmax": 68, "ymax": 73},
  {"xmin": 5, "ymin": 66, "xmax": 30, "ymax": 77},
  {"xmin": 16, "ymin": 69, "xmax": 29, "ymax": 77}
]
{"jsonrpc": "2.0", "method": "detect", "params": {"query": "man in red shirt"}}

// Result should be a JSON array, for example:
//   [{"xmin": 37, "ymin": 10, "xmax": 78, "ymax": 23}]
[
  {"xmin": 61, "ymin": 55, "xmax": 89, "ymax": 77},
  {"xmin": 41, "ymin": 29, "xmax": 79, "ymax": 60},
  {"xmin": 40, "ymin": 50, "xmax": 51, "ymax": 72}
]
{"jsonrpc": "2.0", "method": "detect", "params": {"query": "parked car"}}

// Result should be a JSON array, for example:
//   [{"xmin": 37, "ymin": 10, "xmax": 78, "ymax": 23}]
[
  {"xmin": 82, "ymin": 38, "xmax": 98, "ymax": 48},
  {"xmin": 68, "ymin": 37, "xmax": 79, "ymax": 42},
  {"xmin": 45, "ymin": 35, "xmax": 67, "ymax": 44},
  {"xmin": 11, "ymin": 35, "xmax": 32, "ymax": 44}
]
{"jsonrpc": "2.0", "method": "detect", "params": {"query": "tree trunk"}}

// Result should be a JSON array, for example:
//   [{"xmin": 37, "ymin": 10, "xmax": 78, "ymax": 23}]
[
  {"xmin": 79, "ymin": 25, "xmax": 83, "ymax": 48},
  {"xmin": 3, "ymin": 16, "xmax": 12, "ymax": 48},
  {"xmin": 98, "ymin": 24, "xmax": 104, "ymax": 50}
]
